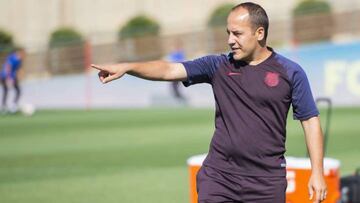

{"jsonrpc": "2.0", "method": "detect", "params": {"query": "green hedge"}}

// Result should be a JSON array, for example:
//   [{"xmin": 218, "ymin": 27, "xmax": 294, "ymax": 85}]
[
  {"xmin": 208, "ymin": 3, "xmax": 235, "ymax": 27},
  {"xmin": 49, "ymin": 27, "xmax": 83, "ymax": 48},
  {"xmin": 293, "ymin": 0, "xmax": 331, "ymax": 16},
  {"xmin": 0, "ymin": 29, "xmax": 14, "ymax": 53},
  {"xmin": 119, "ymin": 15, "xmax": 160, "ymax": 40}
]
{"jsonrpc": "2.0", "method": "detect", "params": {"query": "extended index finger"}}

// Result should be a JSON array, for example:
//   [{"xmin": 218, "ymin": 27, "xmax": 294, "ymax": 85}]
[{"xmin": 91, "ymin": 64, "xmax": 104, "ymax": 71}]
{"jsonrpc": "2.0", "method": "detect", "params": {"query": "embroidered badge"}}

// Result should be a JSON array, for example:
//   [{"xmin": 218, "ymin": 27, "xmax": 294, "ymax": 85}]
[{"xmin": 264, "ymin": 72, "xmax": 280, "ymax": 87}]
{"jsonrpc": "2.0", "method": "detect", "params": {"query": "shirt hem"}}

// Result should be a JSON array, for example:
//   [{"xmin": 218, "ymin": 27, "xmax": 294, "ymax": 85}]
[{"xmin": 203, "ymin": 162, "xmax": 287, "ymax": 177}]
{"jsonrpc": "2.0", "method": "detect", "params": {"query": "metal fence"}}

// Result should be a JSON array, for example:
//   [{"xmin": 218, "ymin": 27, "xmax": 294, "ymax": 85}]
[{"xmin": 18, "ymin": 9, "xmax": 360, "ymax": 80}]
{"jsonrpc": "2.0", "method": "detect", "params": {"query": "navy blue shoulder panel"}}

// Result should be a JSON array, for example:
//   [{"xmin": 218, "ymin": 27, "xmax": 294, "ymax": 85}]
[
  {"xmin": 181, "ymin": 54, "xmax": 227, "ymax": 87},
  {"xmin": 274, "ymin": 54, "xmax": 319, "ymax": 120}
]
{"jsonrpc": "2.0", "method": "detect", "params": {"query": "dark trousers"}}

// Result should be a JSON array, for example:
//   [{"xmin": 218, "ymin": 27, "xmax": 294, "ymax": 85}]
[
  {"xmin": 1, "ymin": 77, "xmax": 20, "ymax": 108},
  {"xmin": 171, "ymin": 81, "xmax": 185, "ymax": 100}
]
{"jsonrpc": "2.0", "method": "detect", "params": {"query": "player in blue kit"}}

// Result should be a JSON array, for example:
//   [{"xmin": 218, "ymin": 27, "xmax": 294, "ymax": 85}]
[
  {"xmin": 92, "ymin": 2, "xmax": 327, "ymax": 203},
  {"xmin": 1, "ymin": 47, "xmax": 26, "ymax": 113}
]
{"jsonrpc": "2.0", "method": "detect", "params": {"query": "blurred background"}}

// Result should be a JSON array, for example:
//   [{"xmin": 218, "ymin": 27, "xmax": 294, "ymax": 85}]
[{"xmin": 0, "ymin": 0, "xmax": 359, "ymax": 203}]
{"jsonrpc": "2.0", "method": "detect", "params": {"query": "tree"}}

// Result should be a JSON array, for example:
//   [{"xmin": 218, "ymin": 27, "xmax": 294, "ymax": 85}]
[
  {"xmin": 292, "ymin": 0, "xmax": 333, "ymax": 43},
  {"xmin": 207, "ymin": 3, "xmax": 235, "ymax": 53},
  {"xmin": 0, "ymin": 29, "xmax": 14, "ymax": 53},
  {"xmin": 49, "ymin": 27, "xmax": 83, "ymax": 48},
  {"xmin": 293, "ymin": 0, "xmax": 331, "ymax": 17},
  {"xmin": 118, "ymin": 15, "xmax": 160, "ymax": 40},
  {"xmin": 48, "ymin": 27, "xmax": 85, "ymax": 74},
  {"xmin": 118, "ymin": 15, "xmax": 162, "ymax": 61},
  {"xmin": 208, "ymin": 3, "xmax": 235, "ymax": 28}
]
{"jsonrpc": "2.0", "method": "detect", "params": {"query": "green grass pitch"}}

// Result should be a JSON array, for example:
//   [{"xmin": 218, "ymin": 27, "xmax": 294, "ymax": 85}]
[{"xmin": 0, "ymin": 107, "xmax": 359, "ymax": 203}]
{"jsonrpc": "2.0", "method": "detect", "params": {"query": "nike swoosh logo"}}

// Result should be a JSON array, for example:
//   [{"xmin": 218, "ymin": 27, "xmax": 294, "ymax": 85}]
[{"xmin": 227, "ymin": 72, "xmax": 241, "ymax": 76}]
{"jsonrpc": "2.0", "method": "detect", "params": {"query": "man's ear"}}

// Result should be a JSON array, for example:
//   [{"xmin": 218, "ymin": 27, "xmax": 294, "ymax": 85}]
[{"xmin": 256, "ymin": 27, "xmax": 265, "ymax": 41}]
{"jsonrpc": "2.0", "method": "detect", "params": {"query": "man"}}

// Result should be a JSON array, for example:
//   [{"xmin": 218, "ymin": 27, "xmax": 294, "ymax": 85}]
[
  {"xmin": 92, "ymin": 2, "xmax": 327, "ymax": 202},
  {"xmin": 0, "ymin": 47, "xmax": 25, "ymax": 113}
]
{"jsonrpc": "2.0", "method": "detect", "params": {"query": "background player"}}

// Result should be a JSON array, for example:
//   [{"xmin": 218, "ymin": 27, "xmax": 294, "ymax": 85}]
[{"xmin": 0, "ymin": 47, "xmax": 26, "ymax": 113}]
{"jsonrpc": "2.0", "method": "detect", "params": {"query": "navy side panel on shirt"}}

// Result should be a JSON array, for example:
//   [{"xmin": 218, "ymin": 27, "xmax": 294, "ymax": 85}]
[{"xmin": 181, "ymin": 51, "xmax": 319, "ymax": 177}]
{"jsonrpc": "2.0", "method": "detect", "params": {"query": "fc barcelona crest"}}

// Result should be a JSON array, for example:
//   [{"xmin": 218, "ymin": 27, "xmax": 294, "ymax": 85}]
[{"xmin": 264, "ymin": 72, "xmax": 280, "ymax": 87}]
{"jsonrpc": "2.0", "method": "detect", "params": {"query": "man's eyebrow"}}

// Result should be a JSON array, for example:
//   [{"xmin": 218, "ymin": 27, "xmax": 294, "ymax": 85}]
[{"xmin": 227, "ymin": 29, "xmax": 242, "ymax": 33}]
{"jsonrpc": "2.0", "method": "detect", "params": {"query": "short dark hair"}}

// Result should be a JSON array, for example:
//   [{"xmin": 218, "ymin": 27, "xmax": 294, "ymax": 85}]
[{"xmin": 231, "ymin": 2, "xmax": 269, "ymax": 41}]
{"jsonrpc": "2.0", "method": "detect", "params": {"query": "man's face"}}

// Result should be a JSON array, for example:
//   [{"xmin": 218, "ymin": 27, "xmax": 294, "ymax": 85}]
[{"xmin": 227, "ymin": 8, "xmax": 261, "ymax": 61}]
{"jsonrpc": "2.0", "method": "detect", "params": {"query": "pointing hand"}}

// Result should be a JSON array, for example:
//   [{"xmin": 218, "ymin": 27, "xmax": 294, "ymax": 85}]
[{"xmin": 91, "ymin": 64, "xmax": 128, "ymax": 84}]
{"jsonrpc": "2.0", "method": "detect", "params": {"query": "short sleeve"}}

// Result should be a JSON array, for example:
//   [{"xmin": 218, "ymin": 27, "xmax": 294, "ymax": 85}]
[
  {"xmin": 291, "ymin": 68, "xmax": 319, "ymax": 120},
  {"xmin": 181, "ymin": 55, "xmax": 221, "ymax": 87}
]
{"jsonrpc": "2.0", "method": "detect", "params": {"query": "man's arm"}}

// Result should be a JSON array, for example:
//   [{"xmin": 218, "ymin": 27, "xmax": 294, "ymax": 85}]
[
  {"xmin": 91, "ymin": 60, "xmax": 187, "ymax": 84},
  {"xmin": 301, "ymin": 116, "xmax": 327, "ymax": 203}
]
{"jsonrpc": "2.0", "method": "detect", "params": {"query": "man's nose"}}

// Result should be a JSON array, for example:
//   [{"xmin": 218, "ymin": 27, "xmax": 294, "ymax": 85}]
[{"xmin": 228, "ymin": 33, "xmax": 236, "ymax": 46}]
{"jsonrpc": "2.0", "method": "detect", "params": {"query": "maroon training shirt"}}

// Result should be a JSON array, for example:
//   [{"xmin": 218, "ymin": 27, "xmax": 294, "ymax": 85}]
[{"xmin": 182, "ymin": 50, "xmax": 319, "ymax": 177}]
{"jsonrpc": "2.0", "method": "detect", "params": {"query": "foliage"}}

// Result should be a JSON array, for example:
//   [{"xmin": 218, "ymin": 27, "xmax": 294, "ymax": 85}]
[
  {"xmin": 49, "ymin": 27, "xmax": 83, "ymax": 47},
  {"xmin": 208, "ymin": 3, "xmax": 235, "ymax": 27},
  {"xmin": 119, "ymin": 15, "xmax": 160, "ymax": 40},
  {"xmin": 293, "ymin": 0, "xmax": 332, "ymax": 16},
  {"xmin": 0, "ymin": 29, "xmax": 14, "ymax": 53}
]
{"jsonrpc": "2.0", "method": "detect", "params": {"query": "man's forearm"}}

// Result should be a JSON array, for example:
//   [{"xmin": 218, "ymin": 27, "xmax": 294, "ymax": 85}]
[
  {"xmin": 126, "ymin": 60, "xmax": 186, "ymax": 81},
  {"xmin": 301, "ymin": 116, "xmax": 327, "ymax": 202},
  {"xmin": 302, "ymin": 116, "xmax": 324, "ymax": 174},
  {"xmin": 91, "ymin": 60, "xmax": 187, "ymax": 84}
]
